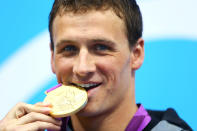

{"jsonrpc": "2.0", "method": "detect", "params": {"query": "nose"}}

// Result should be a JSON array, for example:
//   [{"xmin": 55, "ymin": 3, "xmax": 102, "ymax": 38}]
[{"xmin": 73, "ymin": 48, "xmax": 96, "ymax": 78}]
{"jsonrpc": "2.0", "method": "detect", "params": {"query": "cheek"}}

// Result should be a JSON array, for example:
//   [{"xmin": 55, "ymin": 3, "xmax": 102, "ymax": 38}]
[
  {"xmin": 98, "ymin": 54, "xmax": 131, "ymax": 89},
  {"xmin": 97, "ymin": 57, "xmax": 126, "ymax": 85},
  {"xmin": 54, "ymin": 57, "xmax": 73, "ymax": 80}
]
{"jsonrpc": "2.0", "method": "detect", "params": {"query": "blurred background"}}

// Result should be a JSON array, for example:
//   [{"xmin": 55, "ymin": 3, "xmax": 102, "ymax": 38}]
[{"xmin": 0, "ymin": 0, "xmax": 196, "ymax": 130}]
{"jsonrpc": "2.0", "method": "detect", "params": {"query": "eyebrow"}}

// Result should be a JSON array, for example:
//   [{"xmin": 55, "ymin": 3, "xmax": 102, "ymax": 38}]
[
  {"xmin": 55, "ymin": 38, "xmax": 116, "ymax": 48},
  {"xmin": 56, "ymin": 40, "xmax": 77, "ymax": 48},
  {"xmin": 88, "ymin": 38, "xmax": 116, "ymax": 46}
]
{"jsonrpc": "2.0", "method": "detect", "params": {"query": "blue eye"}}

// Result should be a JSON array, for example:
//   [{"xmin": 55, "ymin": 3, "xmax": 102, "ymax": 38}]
[
  {"xmin": 64, "ymin": 45, "xmax": 77, "ymax": 52},
  {"xmin": 61, "ymin": 45, "xmax": 78, "ymax": 57},
  {"xmin": 95, "ymin": 44, "xmax": 109, "ymax": 51}
]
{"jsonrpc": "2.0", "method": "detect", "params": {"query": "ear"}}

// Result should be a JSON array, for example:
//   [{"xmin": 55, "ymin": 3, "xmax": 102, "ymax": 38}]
[
  {"xmin": 131, "ymin": 38, "xmax": 144, "ymax": 70},
  {"xmin": 50, "ymin": 43, "xmax": 56, "ymax": 74}
]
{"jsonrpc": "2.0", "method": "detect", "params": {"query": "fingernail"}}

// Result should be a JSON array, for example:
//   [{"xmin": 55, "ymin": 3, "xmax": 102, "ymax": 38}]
[
  {"xmin": 42, "ymin": 102, "xmax": 52, "ymax": 107},
  {"xmin": 42, "ymin": 107, "xmax": 52, "ymax": 112}
]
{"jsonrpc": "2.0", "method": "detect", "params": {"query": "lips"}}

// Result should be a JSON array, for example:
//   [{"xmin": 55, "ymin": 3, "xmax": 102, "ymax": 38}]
[{"xmin": 71, "ymin": 82, "xmax": 102, "ymax": 91}]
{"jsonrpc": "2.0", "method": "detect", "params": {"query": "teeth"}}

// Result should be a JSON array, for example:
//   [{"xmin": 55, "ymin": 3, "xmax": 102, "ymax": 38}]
[{"xmin": 75, "ymin": 83, "xmax": 98, "ymax": 88}]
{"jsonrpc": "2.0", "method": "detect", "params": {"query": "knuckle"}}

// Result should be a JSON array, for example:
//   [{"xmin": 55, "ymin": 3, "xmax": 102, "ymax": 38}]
[
  {"xmin": 28, "ymin": 112, "xmax": 38, "ymax": 119},
  {"xmin": 16, "ymin": 102, "xmax": 25, "ymax": 107},
  {"xmin": 16, "ymin": 102, "xmax": 33, "ymax": 114},
  {"xmin": 15, "ymin": 102, "xmax": 27, "ymax": 111}
]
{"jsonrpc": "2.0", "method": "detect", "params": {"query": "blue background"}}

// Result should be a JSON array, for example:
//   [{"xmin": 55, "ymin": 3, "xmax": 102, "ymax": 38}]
[{"xmin": 0, "ymin": 0, "xmax": 196, "ymax": 130}]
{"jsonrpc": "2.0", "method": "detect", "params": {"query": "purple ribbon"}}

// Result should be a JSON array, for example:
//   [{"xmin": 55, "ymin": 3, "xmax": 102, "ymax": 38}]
[{"xmin": 45, "ymin": 83, "xmax": 62, "ymax": 94}]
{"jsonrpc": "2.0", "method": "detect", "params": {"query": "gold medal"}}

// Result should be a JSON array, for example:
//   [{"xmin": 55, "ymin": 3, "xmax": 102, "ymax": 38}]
[{"xmin": 44, "ymin": 84, "xmax": 88, "ymax": 118}]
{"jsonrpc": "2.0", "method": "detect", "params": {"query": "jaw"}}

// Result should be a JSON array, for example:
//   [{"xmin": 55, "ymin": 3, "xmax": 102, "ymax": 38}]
[{"xmin": 71, "ymin": 86, "xmax": 137, "ymax": 131}]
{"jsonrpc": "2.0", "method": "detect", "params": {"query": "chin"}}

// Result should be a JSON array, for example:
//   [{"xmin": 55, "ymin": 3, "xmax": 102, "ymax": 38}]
[{"xmin": 75, "ymin": 104, "xmax": 104, "ymax": 117}]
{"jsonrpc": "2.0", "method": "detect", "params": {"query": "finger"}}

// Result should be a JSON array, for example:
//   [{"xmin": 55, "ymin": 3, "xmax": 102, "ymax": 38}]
[
  {"xmin": 21, "ymin": 121, "xmax": 61, "ymax": 131},
  {"xmin": 21, "ymin": 103, "xmax": 52, "ymax": 114},
  {"xmin": 4, "ymin": 102, "xmax": 27, "ymax": 119},
  {"xmin": 34, "ymin": 102, "xmax": 44, "ymax": 106},
  {"xmin": 6, "ymin": 102, "xmax": 52, "ymax": 119},
  {"xmin": 17, "ymin": 112, "xmax": 62, "ymax": 126},
  {"xmin": 34, "ymin": 102, "xmax": 52, "ymax": 107}
]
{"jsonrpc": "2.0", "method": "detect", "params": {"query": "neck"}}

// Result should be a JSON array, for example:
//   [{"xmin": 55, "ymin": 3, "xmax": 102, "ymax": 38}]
[{"xmin": 71, "ymin": 86, "xmax": 138, "ymax": 131}]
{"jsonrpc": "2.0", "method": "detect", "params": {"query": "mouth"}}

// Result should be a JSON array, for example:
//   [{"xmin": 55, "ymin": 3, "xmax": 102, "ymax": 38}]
[{"xmin": 70, "ymin": 82, "xmax": 102, "ymax": 92}]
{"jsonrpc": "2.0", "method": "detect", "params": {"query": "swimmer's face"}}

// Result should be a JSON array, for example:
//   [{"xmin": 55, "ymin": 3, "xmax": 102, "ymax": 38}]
[{"xmin": 51, "ymin": 10, "xmax": 144, "ymax": 117}]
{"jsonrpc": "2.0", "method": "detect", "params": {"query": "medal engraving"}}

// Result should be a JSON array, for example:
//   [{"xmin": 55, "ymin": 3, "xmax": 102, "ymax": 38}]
[{"xmin": 44, "ymin": 85, "xmax": 88, "ymax": 118}]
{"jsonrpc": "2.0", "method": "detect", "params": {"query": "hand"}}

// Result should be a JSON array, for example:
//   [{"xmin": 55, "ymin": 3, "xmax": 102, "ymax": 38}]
[{"xmin": 0, "ymin": 102, "xmax": 62, "ymax": 131}]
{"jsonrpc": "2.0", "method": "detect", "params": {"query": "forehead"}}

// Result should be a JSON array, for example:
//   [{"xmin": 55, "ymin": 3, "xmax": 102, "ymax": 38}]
[{"xmin": 52, "ymin": 10, "xmax": 128, "ymax": 45}]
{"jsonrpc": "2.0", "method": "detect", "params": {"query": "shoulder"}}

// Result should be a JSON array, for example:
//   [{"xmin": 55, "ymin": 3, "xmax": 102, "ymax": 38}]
[{"xmin": 143, "ymin": 108, "xmax": 193, "ymax": 131}]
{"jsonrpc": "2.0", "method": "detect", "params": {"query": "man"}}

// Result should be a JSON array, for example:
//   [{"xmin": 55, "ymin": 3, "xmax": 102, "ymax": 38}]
[{"xmin": 0, "ymin": 0, "xmax": 192, "ymax": 130}]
